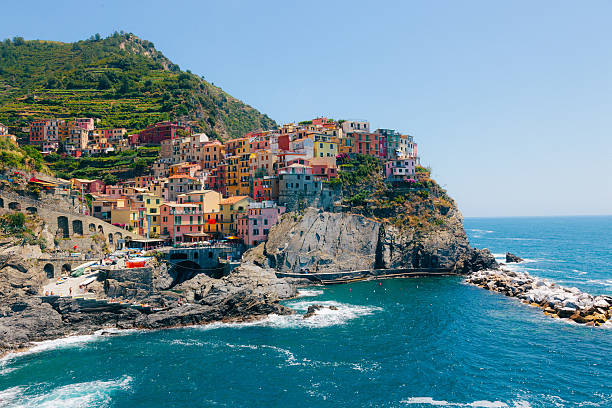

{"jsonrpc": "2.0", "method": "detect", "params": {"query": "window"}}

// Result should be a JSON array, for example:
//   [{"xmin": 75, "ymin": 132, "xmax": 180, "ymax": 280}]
[{"xmin": 264, "ymin": 219, "xmax": 268, "ymax": 225}]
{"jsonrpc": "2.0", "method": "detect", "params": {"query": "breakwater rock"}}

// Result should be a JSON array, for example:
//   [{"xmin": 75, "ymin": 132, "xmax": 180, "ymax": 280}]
[{"xmin": 466, "ymin": 269, "xmax": 612, "ymax": 326}]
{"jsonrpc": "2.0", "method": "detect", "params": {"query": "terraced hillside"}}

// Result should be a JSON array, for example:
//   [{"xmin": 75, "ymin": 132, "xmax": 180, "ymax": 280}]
[{"xmin": 0, "ymin": 33, "xmax": 276, "ymax": 140}]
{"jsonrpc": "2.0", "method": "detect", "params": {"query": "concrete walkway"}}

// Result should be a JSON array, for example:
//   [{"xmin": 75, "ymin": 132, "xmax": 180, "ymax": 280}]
[{"xmin": 42, "ymin": 272, "xmax": 99, "ymax": 298}]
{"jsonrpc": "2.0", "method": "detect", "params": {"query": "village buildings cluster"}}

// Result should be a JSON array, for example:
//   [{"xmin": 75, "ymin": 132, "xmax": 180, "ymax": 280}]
[{"xmin": 20, "ymin": 117, "xmax": 419, "ymax": 246}]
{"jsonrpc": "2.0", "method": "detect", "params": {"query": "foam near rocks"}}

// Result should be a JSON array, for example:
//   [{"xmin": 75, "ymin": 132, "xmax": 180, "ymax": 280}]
[
  {"xmin": 401, "ymin": 397, "xmax": 530, "ymax": 407},
  {"xmin": 296, "ymin": 288, "xmax": 325, "ymax": 298},
  {"xmin": 0, "ymin": 375, "xmax": 132, "ymax": 408},
  {"xmin": 466, "ymin": 268, "xmax": 612, "ymax": 326}
]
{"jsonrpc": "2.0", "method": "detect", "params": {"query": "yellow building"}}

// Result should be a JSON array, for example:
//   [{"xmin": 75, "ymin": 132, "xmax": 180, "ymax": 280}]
[
  {"xmin": 111, "ymin": 207, "xmax": 139, "ymax": 233},
  {"xmin": 219, "ymin": 196, "xmax": 252, "ymax": 236},
  {"xmin": 309, "ymin": 133, "xmax": 338, "ymax": 158},
  {"xmin": 178, "ymin": 190, "xmax": 222, "ymax": 212},
  {"xmin": 238, "ymin": 152, "xmax": 251, "ymax": 196},
  {"xmin": 225, "ymin": 155, "xmax": 240, "ymax": 197},
  {"xmin": 142, "ymin": 193, "xmax": 163, "ymax": 237}
]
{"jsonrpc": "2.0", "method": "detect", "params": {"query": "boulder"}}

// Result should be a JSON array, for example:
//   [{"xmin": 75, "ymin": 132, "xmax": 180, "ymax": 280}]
[{"xmin": 505, "ymin": 252, "xmax": 524, "ymax": 263}]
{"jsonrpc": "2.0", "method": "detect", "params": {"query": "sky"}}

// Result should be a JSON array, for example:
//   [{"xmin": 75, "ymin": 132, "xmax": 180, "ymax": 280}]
[{"xmin": 1, "ymin": 0, "xmax": 611, "ymax": 217}]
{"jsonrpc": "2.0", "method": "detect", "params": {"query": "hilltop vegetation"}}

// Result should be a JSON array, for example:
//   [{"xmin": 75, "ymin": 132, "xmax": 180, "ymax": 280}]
[
  {"xmin": 0, "ymin": 32, "xmax": 276, "ymax": 140},
  {"xmin": 330, "ymin": 155, "xmax": 454, "ymax": 233}
]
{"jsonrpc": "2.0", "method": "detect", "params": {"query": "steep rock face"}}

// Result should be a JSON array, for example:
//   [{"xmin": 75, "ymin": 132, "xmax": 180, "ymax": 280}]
[
  {"xmin": 255, "ymin": 206, "xmax": 496, "ymax": 274},
  {"xmin": 261, "ymin": 210, "xmax": 381, "ymax": 273}
]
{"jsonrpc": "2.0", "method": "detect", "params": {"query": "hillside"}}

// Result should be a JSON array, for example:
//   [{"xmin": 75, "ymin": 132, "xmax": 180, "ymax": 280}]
[{"xmin": 0, "ymin": 32, "xmax": 276, "ymax": 140}]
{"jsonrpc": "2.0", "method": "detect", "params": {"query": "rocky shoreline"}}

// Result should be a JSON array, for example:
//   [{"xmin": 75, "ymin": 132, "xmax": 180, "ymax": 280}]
[
  {"xmin": 466, "ymin": 268, "xmax": 612, "ymax": 326},
  {"xmin": 0, "ymin": 262, "xmax": 298, "ymax": 357}
]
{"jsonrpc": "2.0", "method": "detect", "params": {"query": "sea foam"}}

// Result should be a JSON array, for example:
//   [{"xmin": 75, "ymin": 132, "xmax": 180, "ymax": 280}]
[
  {"xmin": 401, "ymin": 397, "xmax": 531, "ymax": 407},
  {"xmin": 0, "ymin": 375, "xmax": 132, "ymax": 408}
]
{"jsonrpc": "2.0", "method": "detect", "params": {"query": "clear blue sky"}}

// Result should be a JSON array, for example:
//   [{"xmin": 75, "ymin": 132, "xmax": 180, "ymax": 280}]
[{"xmin": 2, "ymin": 1, "xmax": 611, "ymax": 217}]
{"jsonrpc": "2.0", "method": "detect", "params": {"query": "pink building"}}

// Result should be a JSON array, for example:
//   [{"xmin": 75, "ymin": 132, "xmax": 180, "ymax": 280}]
[
  {"xmin": 71, "ymin": 178, "xmax": 105, "ymax": 194},
  {"xmin": 307, "ymin": 157, "xmax": 337, "ymax": 180},
  {"xmin": 378, "ymin": 135, "xmax": 387, "ymax": 158},
  {"xmin": 105, "ymin": 185, "xmax": 123, "ymax": 197},
  {"xmin": 384, "ymin": 158, "xmax": 416, "ymax": 183},
  {"xmin": 75, "ymin": 118, "xmax": 95, "ymax": 131},
  {"xmin": 236, "ymin": 201, "xmax": 286, "ymax": 246},
  {"xmin": 160, "ymin": 203, "xmax": 205, "ymax": 243},
  {"xmin": 249, "ymin": 132, "xmax": 271, "ymax": 152}
]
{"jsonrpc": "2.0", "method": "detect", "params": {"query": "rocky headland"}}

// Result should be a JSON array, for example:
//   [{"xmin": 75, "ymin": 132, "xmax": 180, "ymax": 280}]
[
  {"xmin": 0, "ymin": 255, "xmax": 297, "ymax": 357},
  {"xmin": 466, "ymin": 268, "xmax": 611, "ymax": 326},
  {"xmin": 246, "ymin": 206, "xmax": 497, "ymax": 275}
]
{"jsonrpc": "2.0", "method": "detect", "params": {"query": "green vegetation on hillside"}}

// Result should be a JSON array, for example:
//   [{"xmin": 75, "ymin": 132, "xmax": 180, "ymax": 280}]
[
  {"xmin": 0, "ymin": 33, "xmax": 276, "ymax": 139},
  {"xmin": 43, "ymin": 147, "xmax": 160, "ymax": 181},
  {"xmin": 0, "ymin": 136, "xmax": 50, "ymax": 173},
  {"xmin": 331, "ymin": 155, "xmax": 454, "ymax": 232}
]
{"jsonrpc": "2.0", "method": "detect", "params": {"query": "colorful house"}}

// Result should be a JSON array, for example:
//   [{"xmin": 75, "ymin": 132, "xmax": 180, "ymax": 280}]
[
  {"xmin": 385, "ymin": 158, "xmax": 416, "ymax": 182},
  {"xmin": 71, "ymin": 178, "xmax": 105, "ymax": 194},
  {"xmin": 219, "ymin": 196, "xmax": 252, "ymax": 236},
  {"xmin": 177, "ymin": 190, "xmax": 222, "ymax": 213},
  {"xmin": 164, "ymin": 175, "xmax": 202, "ymax": 202},
  {"xmin": 236, "ymin": 201, "xmax": 286, "ymax": 246},
  {"xmin": 252, "ymin": 176, "xmax": 279, "ymax": 202},
  {"xmin": 160, "ymin": 203, "xmax": 205, "ymax": 243}
]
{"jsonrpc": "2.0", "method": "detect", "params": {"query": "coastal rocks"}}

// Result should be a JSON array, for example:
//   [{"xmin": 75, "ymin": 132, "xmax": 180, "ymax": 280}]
[
  {"xmin": 0, "ymin": 261, "xmax": 297, "ymax": 356},
  {"xmin": 505, "ymin": 252, "xmax": 523, "ymax": 263},
  {"xmin": 466, "ymin": 269, "xmax": 612, "ymax": 326},
  {"xmin": 174, "ymin": 262, "xmax": 296, "ymax": 304},
  {"xmin": 303, "ymin": 304, "xmax": 338, "ymax": 319}
]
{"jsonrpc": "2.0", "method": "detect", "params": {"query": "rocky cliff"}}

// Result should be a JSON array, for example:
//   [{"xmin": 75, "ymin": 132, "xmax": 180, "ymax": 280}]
[{"xmin": 248, "ymin": 204, "xmax": 496, "ymax": 274}]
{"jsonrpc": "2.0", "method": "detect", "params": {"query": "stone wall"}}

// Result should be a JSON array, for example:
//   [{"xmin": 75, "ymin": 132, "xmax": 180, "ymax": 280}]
[{"xmin": 0, "ymin": 191, "xmax": 140, "ymax": 252}]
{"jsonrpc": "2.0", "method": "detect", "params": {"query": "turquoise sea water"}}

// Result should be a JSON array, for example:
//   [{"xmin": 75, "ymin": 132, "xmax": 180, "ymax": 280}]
[{"xmin": 1, "ymin": 216, "xmax": 611, "ymax": 407}]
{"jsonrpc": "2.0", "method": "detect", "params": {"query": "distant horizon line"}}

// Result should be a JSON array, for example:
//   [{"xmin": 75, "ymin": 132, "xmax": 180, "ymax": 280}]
[{"xmin": 464, "ymin": 214, "xmax": 612, "ymax": 219}]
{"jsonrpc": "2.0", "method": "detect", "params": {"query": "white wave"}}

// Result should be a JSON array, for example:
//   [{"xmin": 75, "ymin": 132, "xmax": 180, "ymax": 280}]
[
  {"xmin": 0, "ymin": 375, "xmax": 132, "ymax": 408},
  {"xmin": 586, "ymin": 279, "xmax": 612, "ymax": 287},
  {"xmin": 401, "ymin": 397, "xmax": 530, "ymax": 407},
  {"xmin": 1, "ymin": 328, "xmax": 139, "ymax": 367},
  {"xmin": 195, "ymin": 300, "xmax": 382, "ymax": 330},
  {"xmin": 296, "ymin": 288, "xmax": 325, "ymax": 298},
  {"xmin": 0, "ymin": 386, "xmax": 24, "ymax": 405},
  {"xmin": 0, "ymin": 366, "xmax": 17, "ymax": 376}
]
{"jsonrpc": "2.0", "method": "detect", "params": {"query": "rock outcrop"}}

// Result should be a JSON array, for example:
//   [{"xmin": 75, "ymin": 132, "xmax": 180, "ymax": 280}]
[
  {"xmin": 505, "ymin": 252, "xmax": 523, "ymax": 263},
  {"xmin": 0, "ymin": 261, "xmax": 297, "ymax": 356},
  {"xmin": 248, "ymin": 207, "xmax": 497, "ymax": 274},
  {"xmin": 466, "ymin": 269, "xmax": 612, "ymax": 326}
]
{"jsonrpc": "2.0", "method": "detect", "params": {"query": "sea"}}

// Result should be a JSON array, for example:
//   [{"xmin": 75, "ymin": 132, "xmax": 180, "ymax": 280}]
[{"xmin": 1, "ymin": 216, "xmax": 611, "ymax": 407}]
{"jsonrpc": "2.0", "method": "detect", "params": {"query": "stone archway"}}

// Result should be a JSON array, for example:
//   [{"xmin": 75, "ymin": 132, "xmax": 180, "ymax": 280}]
[
  {"xmin": 0, "ymin": 197, "xmax": 4, "ymax": 208},
  {"xmin": 61, "ymin": 264, "xmax": 71, "ymax": 275},
  {"xmin": 57, "ymin": 216, "xmax": 69, "ymax": 238},
  {"xmin": 89, "ymin": 223, "xmax": 96, "ymax": 233},
  {"xmin": 44, "ymin": 263, "xmax": 54, "ymax": 279},
  {"xmin": 97, "ymin": 225, "xmax": 104, "ymax": 234},
  {"xmin": 25, "ymin": 206, "xmax": 37, "ymax": 215},
  {"xmin": 8, "ymin": 202, "xmax": 21, "ymax": 211},
  {"xmin": 72, "ymin": 219, "xmax": 83, "ymax": 236},
  {"xmin": 108, "ymin": 233, "xmax": 114, "ymax": 243},
  {"xmin": 114, "ymin": 232, "xmax": 123, "ymax": 249}
]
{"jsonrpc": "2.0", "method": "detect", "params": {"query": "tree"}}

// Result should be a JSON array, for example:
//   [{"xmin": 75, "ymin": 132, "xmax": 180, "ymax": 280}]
[
  {"xmin": 103, "ymin": 173, "xmax": 118, "ymax": 185},
  {"xmin": 98, "ymin": 74, "xmax": 111, "ymax": 90}
]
